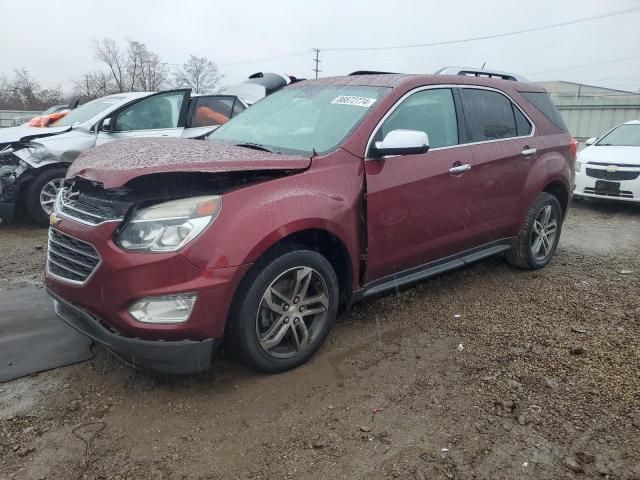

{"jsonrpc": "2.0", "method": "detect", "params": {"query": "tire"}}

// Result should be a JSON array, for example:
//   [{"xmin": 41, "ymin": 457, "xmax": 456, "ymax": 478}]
[
  {"xmin": 229, "ymin": 248, "xmax": 339, "ymax": 373},
  {"xmin": 506, "ymin": 192, "xmax": 563, "ymax": 270},
  {"xmin": 24, "ymin": 167, "xmax": 67, "ymax": 226}
]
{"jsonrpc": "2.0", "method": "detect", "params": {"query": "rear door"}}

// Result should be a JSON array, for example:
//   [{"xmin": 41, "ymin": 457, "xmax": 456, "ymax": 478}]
[
  {"xmin": 364, "ymin": 87, "xmax": 473, "ymax": 282},
  {"xmin": 95, "ymin": 89, "xmax": 190, "ymax": 146},
  {"xmin": 458, "ymin": 87, "xmax": 541, "ymax": 247},
  {"xmin": 184, "ymin": 95, "xmax": 246, "ymax": 138}
]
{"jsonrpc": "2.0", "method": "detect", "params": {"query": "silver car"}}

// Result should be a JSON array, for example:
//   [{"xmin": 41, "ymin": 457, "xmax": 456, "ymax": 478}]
[{"xmin": 0, "ymin": 89, "xmax": 247, "ymax": 224}]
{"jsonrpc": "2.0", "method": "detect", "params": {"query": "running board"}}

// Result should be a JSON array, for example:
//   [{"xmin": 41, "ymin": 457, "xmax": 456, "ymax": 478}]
[{"xmin": 358, "ymin": 240, "xmax": 512, "ymax": 301}]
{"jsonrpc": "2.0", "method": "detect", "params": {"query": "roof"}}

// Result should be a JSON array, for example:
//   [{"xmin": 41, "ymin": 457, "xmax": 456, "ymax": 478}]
[{"xmin": 295, "ymin": 73, "xmax": 544, "ymax": 92}]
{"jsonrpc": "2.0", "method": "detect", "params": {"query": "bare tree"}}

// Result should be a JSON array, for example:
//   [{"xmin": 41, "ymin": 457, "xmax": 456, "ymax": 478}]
[
  {"xmin": 174, "ymin": 55, "xmax": 223, "ymax": 94},
  {"xmin": 72, "ymin": 71, "xmax": 113, "ymax": 101},
  {"xmin": 93, "ymin": 38, "xmax": 126, "ymax": 92}
]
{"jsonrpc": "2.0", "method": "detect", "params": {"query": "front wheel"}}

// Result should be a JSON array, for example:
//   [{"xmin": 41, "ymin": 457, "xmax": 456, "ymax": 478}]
[
  {"xmin": 229, "ymin": 248, "xmax": 339, "ymax": 373},
  {"xmin": 24, "ymin": 167, "xmax": 68, "ymax": 226},
  {"xmin": 506, "ymin": 192, "xmax": 563, "ymax": 270}
]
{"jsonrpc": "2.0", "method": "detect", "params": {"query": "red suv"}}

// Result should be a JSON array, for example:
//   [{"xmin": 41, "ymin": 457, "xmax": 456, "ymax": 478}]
[{"xmin": 46, "ymin": 69, "xmax": 576, "ymax": 374}]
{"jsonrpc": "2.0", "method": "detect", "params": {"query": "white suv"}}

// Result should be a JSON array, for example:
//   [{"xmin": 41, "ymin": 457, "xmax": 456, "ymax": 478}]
[{"xmin": 574, "ymin": 120, "xmax": 640, "ymax": 203}]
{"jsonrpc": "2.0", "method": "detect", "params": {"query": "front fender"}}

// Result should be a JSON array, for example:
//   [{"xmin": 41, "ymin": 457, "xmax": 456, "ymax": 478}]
[{"xmin": 180, "ymin": 151, "xmax": 364, "ymax": 284}]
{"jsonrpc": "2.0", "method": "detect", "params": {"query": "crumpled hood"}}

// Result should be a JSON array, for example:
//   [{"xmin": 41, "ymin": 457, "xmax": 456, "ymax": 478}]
[
  {"xmin": 0, "ymin": 125, "xmax": 71, "ymax": 145},
  {"xmin": 67, "ymin": 137, "xmax": 312, "ymax": 188},
  {"xmin": 579, "ymin": 145, "xmax": 640, "ymax": 166}
]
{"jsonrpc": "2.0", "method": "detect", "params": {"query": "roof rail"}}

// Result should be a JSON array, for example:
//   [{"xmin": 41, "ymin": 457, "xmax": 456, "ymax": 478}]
[
  {"xmin": 435, "ymin": 66, "xmax": 528, "ymax": 82},
  {"xmin": 349, "ymin": 70, "xmax": 399, "ymax": 76}
]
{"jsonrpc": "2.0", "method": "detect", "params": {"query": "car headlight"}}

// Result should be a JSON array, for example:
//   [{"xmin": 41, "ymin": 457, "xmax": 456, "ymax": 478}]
[
  {"xmin": 575, "ymin": 161, "xmax": 582, "ymax": 173},
  {"xmin": 116, "ymin": 195, "xmax": 222, "ymax": 252},
  {"xmin": 14, "ymin": 143, "xmax": 52, "ymax": 163}
]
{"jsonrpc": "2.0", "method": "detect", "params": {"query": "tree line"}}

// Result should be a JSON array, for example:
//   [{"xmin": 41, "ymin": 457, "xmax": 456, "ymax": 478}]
[{"xmin": 0, "ymin": 37, "xmax": 223, "ymax": 111}]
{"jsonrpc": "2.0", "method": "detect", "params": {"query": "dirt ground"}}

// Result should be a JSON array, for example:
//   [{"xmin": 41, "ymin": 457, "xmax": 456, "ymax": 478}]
[{"xmin": 1, "ymin": 199, "xmax": 639, "ymax": 480}]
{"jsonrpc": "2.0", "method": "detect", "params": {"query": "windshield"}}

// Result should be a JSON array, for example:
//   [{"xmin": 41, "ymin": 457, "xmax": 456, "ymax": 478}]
[
  {"xmin": 51, "ymin": 96, "xmax": 127, "ymax": 127},
  {"xmin": 597, "ymin": 124, "xmax": 640, "ymax": 147},
  {"xmin": 210, "ymin": 85, "xmax": 389, "ymax": 155}
]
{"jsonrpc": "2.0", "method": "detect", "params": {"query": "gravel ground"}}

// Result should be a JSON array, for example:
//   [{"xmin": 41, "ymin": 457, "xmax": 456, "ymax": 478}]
[{"xmin": 1, "ymin": 199, "xmax": 639, "ymax": 480}]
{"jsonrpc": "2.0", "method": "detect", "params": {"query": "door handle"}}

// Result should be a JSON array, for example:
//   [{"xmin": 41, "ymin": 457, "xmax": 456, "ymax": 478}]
[
  {"xmin": 449, "ymin": 163, "xmax": 471, "ymax": 174},
  {"xmin": 522, "ymin": 147, "xmax": 537, "ymax": 156}
]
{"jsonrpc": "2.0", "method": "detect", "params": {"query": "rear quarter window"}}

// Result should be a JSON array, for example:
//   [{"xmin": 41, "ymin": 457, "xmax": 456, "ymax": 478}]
[{"xmin": 521, "ymin": 91, "xmax": 568, "ymax": 132}]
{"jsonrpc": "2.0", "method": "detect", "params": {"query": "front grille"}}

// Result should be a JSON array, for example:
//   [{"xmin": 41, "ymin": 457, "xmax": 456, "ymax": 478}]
[
  {"xmin": 584, "ymin": 187, "xmax": 634, "ymax": 198},
  {"xmin": 47, "ymin": 229, "xmax": 100, "ymax": 283},
  {"xmin": 585, "ymin": 168, "xmax": 640, "ymax": 181},
  {"xmin": 58, "ymin": 188, "xmax": 121, "ymax": 225}
]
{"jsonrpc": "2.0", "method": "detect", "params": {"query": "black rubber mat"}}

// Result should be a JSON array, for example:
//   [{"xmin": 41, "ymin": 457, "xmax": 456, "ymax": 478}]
[{"xmin": 0, "ymin": 287, "xmax": 94, "ymax": 382}]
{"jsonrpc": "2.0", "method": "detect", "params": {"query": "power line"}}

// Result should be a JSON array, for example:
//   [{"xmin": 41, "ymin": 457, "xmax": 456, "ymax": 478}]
[{"xmin": 321, "ymin": 6, "xmax": 640, "ymax": 52}]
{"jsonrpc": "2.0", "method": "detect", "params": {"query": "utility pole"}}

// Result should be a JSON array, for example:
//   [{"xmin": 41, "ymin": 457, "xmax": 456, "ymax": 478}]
[{"xmin": 312, "ymin": 48, "xmax": 321, "ymax": 79}]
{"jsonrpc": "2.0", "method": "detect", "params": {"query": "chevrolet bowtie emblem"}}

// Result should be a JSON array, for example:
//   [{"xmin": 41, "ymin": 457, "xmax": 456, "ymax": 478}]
[
  {"xmin": 606, "ymin": 165, "xmax": 618, "ymax": 172},
  {"xmin": 49, "ymin": 213, "xmax": 61, "ymax": 226}
]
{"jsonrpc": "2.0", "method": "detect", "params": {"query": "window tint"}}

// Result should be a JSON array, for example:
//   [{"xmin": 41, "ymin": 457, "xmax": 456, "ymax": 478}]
[
  {"xmin": 460, "ymin": 89, "xmax": 517, "ymax": 142},
  {"xmin": 521, "ymin": 91, "xmax": 568, "ymax": 132},
  {"xmin": 375, "ymin": 88, "xmax": 458, "ymax": 149},
  {"xmin": 114, "ymin": 92, "xmax": 185, "ymax": 131},
  {"xmin": 192, "ymin": 96, "xmax": 235, "ymax": 127},
  {"xmin": 514, "ymin": 106, "xmax": 532, "ymax": 136}
]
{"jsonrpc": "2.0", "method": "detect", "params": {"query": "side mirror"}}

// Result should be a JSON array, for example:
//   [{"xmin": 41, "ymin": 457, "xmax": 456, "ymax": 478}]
[
  {"xmin": 372, "ymin": 129, "xmax": 429, "ymax": 157},
  {"xmin": 101, "ymin": 117, "xmax": 113, "ymax": 133},
  {"xmin": 585, "ymin": 137, "xmax": 597, "ymax": 146}
]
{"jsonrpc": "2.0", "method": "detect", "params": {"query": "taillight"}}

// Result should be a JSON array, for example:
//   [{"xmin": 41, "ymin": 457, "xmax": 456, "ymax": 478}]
[{"xmin": 569, "ymin": 138, "xmax": 578, "ymax": 161}]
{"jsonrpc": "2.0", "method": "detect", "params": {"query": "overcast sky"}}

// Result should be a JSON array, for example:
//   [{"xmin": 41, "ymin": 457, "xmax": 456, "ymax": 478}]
[{"xmin": 1, "ymin": 0, "xmax": 639, "ymax": 92}]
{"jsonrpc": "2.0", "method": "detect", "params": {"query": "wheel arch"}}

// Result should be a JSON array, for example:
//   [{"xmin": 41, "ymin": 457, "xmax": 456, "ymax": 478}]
[
  {"xmin": 243, "ymin": 228, "xmax": 354, "ymax": 309},
  {"xmin": 542, "ymin": 180, "xmax": 569, "ymax": 217}
]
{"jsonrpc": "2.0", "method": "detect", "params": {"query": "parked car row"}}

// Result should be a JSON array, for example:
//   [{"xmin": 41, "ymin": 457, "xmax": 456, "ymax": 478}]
[
  {"xmin": 44, "ymin": 67, "xmax": 577, "ymax": 374},
  {"xmin": 0, "ymin": 72, "xmax": 297, "ymax": 225}
]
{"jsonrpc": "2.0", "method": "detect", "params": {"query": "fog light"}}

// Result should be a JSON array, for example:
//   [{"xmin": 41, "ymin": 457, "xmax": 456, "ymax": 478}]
[{"xmin": 128, "ymin": 293, "xmax": 198, "ymax": 324}]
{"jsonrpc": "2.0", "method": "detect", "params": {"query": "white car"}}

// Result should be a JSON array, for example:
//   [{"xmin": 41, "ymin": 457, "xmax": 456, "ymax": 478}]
[{"xmin": 574, "ymin": 120, "xmax": 640, "ymax": 203}]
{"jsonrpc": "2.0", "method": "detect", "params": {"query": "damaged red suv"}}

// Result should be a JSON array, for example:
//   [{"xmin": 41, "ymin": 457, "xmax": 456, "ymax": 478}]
[{"xmin": 46, "ymin": 69, "xmax": 576, "ymax": 374}]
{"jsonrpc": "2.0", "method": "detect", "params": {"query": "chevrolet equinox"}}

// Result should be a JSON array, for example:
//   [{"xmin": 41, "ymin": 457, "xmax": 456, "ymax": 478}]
[{"xmin": 46, "ymin": 68, "xmax": 577, "ymax": 374}]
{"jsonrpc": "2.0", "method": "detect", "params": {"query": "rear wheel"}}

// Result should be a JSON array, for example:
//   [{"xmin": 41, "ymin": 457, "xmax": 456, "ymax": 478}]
[
  {"xmin": 229, "ymin": 248, "xmax": 339, "ymax": 373},
  {"xmin": 506, "ymin": 192, "xmax": 563, "ymax": 270},
  {"xmin": 25, "ymin": 167, "xmax": 67, "ymax": 226}
]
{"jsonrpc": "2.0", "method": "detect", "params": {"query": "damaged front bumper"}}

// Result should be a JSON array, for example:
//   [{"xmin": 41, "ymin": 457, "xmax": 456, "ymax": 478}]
[
  {"xmin": 47, "ymin": 289, "xmax": 218, "ymax": 375},
  {"xmin": 0, "ymin": 149, "xmax": 28, "ymax": 223}
]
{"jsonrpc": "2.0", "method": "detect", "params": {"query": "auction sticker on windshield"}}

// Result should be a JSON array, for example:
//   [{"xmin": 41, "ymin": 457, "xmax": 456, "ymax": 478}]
[{"xmin": 331, "ymin": 96, "xmax": 377, "ymax": 107}]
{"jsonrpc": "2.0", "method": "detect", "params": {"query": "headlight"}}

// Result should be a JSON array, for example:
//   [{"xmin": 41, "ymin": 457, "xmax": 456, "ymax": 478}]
[
  {"xmin": 575, "ymin": 161, "xmax": 582, "ymax": 173},
  {"xmin": 116, "ymin": 195, "xmax": 222, "ymax": 252},
  {"xmin": 14, "ymin": 143, "xmax": 52, "ymax": 163}
]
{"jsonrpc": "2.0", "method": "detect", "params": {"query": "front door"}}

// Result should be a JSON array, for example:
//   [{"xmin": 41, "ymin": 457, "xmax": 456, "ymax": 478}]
[
  {"xmin": 96, "ymin": 90, "xmax": 190, "ymax": 146},
  {"xmin": 364, "ymin": 88, "xmax": 472, "ymax": 282}
]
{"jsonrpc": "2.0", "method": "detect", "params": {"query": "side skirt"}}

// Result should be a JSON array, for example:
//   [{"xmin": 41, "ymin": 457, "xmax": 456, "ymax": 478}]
[{"xmin": 351, "ymin": 238, "xmax": 513, "ymax": 303}]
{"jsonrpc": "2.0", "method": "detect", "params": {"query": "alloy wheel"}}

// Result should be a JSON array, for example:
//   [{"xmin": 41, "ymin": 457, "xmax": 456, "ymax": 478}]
[
  {"xmin": 255, "ymin": 266, "xmax": 330, "ymax": 359},
  {"xmin": 40, "ymin": 178, "xmax": 64, "ymax": 215},
  {"xmin": 530, "ymin": 204, "xmax": 558, "ymax": 261}
]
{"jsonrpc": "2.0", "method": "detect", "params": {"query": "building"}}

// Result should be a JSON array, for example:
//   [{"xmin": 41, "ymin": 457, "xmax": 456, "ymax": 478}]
[{"xmin": 537, "ymin": 81, "xmax": 640, "ymax": 141}]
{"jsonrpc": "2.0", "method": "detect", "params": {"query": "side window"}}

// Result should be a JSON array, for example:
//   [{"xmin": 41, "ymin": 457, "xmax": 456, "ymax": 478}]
[
  {"xmin": 114, "ymin": 92, "xmax": 185, "ymax": 131},
  {"xmin": 192, "ymin": 97, "xmax": 235, "ymax": 127},
  {"xmin": 374, "ymin": 88, "xmax": 459, "ymax": 149},
  {"xmin": 513, "ymin": 105, "xmax": 532, "ymax": 136},
  {"xmin": 231, "ymin": 100, "xmax": 246, "ymax": 118},
  {"xmin": 460, "ymin": 89, "xmax": 518, "ymax": 142}
]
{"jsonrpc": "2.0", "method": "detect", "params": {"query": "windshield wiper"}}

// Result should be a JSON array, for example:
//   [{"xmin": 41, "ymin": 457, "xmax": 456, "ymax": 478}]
[{"xmin": 235, "ymin": 142, "xmax": 280, "ymax": 154}]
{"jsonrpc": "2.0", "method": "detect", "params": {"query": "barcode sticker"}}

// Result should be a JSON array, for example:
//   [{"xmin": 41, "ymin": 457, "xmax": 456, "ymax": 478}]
[{"xmin": 331, "ymin": 96, "xmax": 377, "ymax": 107}]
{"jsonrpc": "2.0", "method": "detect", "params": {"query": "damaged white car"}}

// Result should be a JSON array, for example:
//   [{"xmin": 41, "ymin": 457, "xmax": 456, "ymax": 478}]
[{"xmin": 0, "ymin": 89, "xmax": 248, "ymax": 225}]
